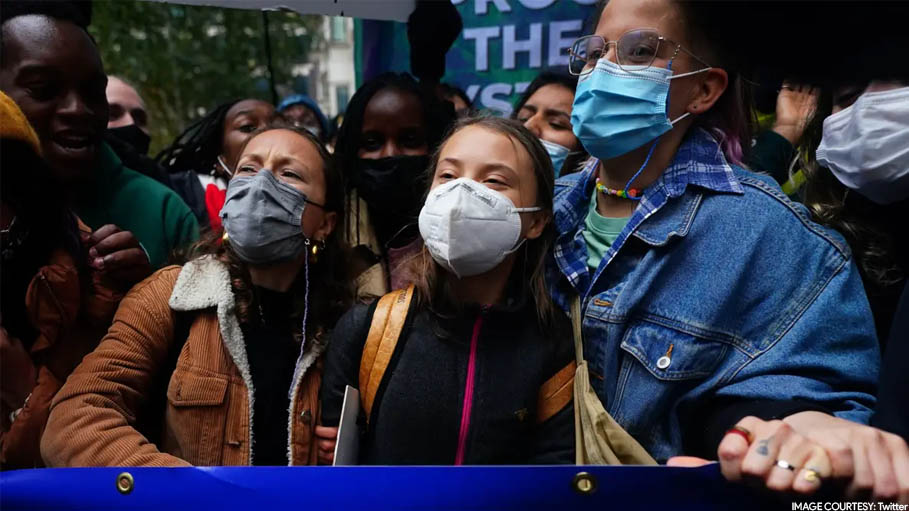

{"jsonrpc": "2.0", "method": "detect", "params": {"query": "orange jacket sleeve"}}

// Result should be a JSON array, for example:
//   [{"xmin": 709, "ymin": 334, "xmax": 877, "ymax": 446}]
[{"xmin": 41, "ymin": 266, "xmax": 191, "ymax": 467}]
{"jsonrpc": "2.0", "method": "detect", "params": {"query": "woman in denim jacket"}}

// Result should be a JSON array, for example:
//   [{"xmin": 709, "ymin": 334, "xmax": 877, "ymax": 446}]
[{"xmin": 551, "ymin": 0, "xmax": 908, "ymax": 501}]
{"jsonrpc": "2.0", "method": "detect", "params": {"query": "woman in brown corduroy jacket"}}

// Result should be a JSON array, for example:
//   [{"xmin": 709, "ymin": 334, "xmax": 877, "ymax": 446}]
[{"xmin": 41, "ymin": 125, "xmax": 352, "ymax": 467}]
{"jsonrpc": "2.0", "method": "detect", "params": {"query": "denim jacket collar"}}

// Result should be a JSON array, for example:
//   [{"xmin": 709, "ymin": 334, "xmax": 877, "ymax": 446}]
[
  {"xmin": 552, "ymin": 129, "xmax": 745, "ymax": 301},
  {"xmin": 555, "ymin": 129, "xmax": 743, "ymax": 240}
]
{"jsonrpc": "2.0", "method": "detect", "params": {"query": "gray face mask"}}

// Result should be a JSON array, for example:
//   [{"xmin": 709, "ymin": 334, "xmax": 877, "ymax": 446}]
[{"xmin": 220, "ymin": 170, "xmax": 323, "ymax": 265}]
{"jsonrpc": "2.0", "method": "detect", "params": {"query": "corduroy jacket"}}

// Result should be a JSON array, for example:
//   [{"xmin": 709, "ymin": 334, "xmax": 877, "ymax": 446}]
[{"xmin": 41, "ymin": 256, "xmax": 323, "ymax": 467}]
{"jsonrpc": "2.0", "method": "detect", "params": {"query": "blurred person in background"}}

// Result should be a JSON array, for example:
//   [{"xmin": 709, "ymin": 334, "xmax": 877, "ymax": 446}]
[
  {"xmin": 437, "ymin": 83, "xmax": 473, "ymax": 118},
  {"xmin": 106, "ymin": 75, "xmax": 149, "ymax": 151},
  {"xmin": 513, "ymin": 71, "xmax": 587, "ymax": 178},
  {"xmin": 277, "ymin": 93, "xmax": 329, "ymax": 143},
  {"xmin": 748, "ymin": 81, "xmax": 819, "ymax": 198},
  {"xmin": 158, "ymin": 98, "xmax": 275, "ymax": 231},
  {"xmin": 104, "ymin": 75, "xmax": 172, "ymax": 186}
]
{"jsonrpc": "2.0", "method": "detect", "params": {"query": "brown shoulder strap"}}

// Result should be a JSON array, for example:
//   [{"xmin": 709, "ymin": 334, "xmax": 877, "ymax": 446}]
[
  {"xmin": 358, "ymin": 285, "xmax": 415, "ymax": 420},
  {"xmin": 536, "ymin": 360, "xmax": 577, "ymax": 423}
]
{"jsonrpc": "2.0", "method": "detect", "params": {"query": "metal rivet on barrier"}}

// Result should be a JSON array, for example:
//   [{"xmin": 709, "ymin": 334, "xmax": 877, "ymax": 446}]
[
  {"xmin": 573, "ymin": 472, "xmax": 597, "ymax": 495},
  {"xmin": 116, "ymin": 472, "xmax": 134, "ymax": 495}
]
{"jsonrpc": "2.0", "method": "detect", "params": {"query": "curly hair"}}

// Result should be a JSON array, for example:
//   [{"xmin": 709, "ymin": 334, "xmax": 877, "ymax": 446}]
[
  {"xmin": 800, "ymin": 92, "xmax": 904, "ymax": 290},
  {"xmin": 156, "ymin": 99, "xmax": 250, "ymax": 176},
  {"xmin": 180, "ymin": 123, "xmax": 352, "ymax": 339}
]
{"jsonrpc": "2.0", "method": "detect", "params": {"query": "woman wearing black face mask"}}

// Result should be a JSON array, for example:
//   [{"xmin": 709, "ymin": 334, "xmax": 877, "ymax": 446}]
[{"xmin": 334, "ymin": 72, "xmax": 455, "ymax": 302}]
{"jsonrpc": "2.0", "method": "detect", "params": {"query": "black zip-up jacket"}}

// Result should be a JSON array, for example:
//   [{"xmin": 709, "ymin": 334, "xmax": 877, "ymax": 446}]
[{"xmin": 321, "ymin": 298, "xmax": 575, "ymax": 465}]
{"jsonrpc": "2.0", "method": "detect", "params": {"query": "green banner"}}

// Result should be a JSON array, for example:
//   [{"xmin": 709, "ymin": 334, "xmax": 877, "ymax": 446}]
[{"xmin": 357, "ymin": 0, "xmax": 596, "ymax": 115}]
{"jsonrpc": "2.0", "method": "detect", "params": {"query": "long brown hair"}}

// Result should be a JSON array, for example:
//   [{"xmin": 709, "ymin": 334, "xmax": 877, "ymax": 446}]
[
  {"xmin": 181, "ymin": 123, "xmax": 352, "ymax": 339},
  {"xmin": 411, "ymin": 115, "xmax": 557, "ymax": 326}
]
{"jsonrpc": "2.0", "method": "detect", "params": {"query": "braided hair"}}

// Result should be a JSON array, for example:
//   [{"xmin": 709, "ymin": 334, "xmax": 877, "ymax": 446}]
[{"xmin": 155, "ymin": 100, "xmax": 239, "ymax": 175}]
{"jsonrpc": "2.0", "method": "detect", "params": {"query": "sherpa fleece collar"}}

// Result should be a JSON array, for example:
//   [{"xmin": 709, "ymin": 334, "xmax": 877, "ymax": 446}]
[{"xmin": 168, "ymin": 255, "xmax": 324, "ymax": 464}]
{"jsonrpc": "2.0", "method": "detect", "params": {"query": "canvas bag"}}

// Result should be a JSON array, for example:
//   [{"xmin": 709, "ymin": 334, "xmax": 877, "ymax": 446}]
[{"xmin": 572, "ymin": 296, "xmax": 657, "ymax": 465}]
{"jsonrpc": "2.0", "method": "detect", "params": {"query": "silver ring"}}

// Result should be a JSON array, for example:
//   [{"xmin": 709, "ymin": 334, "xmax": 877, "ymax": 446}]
[{"xmin": 775, "ymin": 459, "xmax": 797, "ymax": 472}]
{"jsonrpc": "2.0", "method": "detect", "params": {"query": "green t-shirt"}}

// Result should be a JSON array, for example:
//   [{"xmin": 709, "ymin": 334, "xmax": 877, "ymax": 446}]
[
  {"xmin": 583, "ymin": 188, "xmax": 630, "ymax": 272},
  {"xmin": 74, "ymin": 143, "xmax": 199, "ymax": 268}
]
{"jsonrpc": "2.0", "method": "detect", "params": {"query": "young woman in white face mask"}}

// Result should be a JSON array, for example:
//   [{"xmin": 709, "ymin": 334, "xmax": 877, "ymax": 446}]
[
  {"xmin": 803, "ymin": 81, "xmax": 909, "ymax": 345},
  {"xmin": 800, "ymin": 80, "xmax": 909, "ymax": 448},
  {"xmin": 317, "ymin": 117, "xmax": 576, "ymax": 465}
]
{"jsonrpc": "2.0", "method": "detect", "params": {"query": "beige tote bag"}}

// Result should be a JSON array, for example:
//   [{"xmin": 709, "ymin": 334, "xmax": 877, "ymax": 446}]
[{"xmin": 572, "ymin": 296, "xmax": 657, "ymax": 465}]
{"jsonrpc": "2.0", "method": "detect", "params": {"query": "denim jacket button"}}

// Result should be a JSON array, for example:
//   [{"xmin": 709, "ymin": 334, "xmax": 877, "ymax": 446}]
[{"xmin": 656, "ymin": 356, "xmax": 671, "ymax": 369}]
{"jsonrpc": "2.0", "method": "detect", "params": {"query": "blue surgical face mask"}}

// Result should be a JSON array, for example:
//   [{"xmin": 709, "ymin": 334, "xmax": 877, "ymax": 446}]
[
  {"xmin": 571, "ymin": 58, "xmax": 708, "ymax": 161},
  {"xmin": 540, "ymin": 138, "xmax": 572, "ymax": 177}
]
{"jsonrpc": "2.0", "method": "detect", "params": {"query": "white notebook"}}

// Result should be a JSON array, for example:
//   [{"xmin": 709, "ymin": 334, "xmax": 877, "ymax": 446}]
[{"xmin": 332, "ymin": 385, "xmax": 360, "ymax": 466}]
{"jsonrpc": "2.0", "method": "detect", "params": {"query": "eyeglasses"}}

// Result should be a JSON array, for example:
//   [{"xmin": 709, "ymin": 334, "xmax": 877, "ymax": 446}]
[{"xmin": 567, "ymin": 29, "xmax": 711, "ymax": 76}]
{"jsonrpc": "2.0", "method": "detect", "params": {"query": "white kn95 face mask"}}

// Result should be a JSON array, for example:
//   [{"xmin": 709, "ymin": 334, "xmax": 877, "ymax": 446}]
[{"xmin": 418, "ymin": 178, "xmax": 541, "ymax": 278}]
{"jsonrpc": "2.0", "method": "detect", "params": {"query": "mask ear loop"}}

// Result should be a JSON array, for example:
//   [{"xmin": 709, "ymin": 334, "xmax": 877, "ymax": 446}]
[
  {"xmin": 288, "ymin": 237, "xmax": 312, "ymax": 400},
  {"xmin": 301, "ymin": 238, "xmax": 310, "ymax": 345},
  {"xmin": 504, "ymin": 206, "xmax": 543, "ymax": 254},
  {"xmin": 216, "ymin": 155, "xmax": 233, "ymax": 177},
  {"xmin": 620, "ymin": 59, "xmax": 696, "ymax": 202}
]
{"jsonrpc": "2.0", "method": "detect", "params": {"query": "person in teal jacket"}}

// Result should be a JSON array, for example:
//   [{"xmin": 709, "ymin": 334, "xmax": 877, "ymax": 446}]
[{"xmin": 74, "ymin": 143, "xmax": 198, "ymax": 268}]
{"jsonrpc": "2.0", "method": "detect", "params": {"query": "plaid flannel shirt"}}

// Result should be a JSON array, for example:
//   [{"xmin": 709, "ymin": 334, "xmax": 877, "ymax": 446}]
[{"xmin": 549, "ymin": 128, "xmax": 745, "ymax": 312}]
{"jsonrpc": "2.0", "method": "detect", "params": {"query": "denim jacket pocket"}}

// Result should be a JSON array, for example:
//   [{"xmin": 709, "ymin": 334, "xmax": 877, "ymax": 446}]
[
  {"xmin": 612, "ymin": 319, "xmax": 729, "ymax": 459},
  {"xmin": 620, "ymin": 320, "xmax": 729, "ymax": 381},
  {"xmin": 165, "ymin": 369, "xmax": 229, "ymax": 465}
]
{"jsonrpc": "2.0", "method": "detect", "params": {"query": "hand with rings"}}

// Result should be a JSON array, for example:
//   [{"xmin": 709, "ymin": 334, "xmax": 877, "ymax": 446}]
[
  {"xmin": 716, "ymin": 416, "xmax": 833, "ymax": 495},
  {"xmin": 783, "ymin": 411, "xmax": 909, "ymax": 503}
]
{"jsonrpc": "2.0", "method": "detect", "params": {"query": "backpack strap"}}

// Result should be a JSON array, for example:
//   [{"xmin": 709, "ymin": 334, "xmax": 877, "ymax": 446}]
[
  {"xmin": 358, "ymin": 285, "xmax": 415, "ymax": 421},
  {"xmin": 536, "ymin": 360, "xmax": 577, "ymax": 423}
]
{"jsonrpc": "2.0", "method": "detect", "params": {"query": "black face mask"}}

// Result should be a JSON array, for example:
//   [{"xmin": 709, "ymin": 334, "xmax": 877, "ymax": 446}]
[
  {"xmin": 352, "ymin": 155, "xmax": 430, "ymax": 244},
  {"xmin": 107, "ymin": 124, "xmax": 151, "ymax": 155}
]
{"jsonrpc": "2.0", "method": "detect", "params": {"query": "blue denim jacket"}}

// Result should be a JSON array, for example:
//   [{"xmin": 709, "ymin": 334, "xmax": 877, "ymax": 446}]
[{"xmin": 549, "ymin": 129, "xmax": 880, "ymax": 461}]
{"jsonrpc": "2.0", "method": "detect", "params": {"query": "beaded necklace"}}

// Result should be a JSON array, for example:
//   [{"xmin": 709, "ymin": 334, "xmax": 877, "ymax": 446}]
[{"xmin": 595, "ymin": 178, "xmax": 642, "ymax": 199}]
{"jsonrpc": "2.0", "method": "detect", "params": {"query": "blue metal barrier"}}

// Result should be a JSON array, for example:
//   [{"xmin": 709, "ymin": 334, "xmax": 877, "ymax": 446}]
[{"xmin": 1, "ymin": 464, "xmax": 781, "ymax": 510}]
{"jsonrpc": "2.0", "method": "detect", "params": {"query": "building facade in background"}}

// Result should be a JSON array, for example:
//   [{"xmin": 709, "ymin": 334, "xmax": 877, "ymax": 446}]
[{"xmin": 301, "ymin": 16, "xmax": 355, "ymax": 116}]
